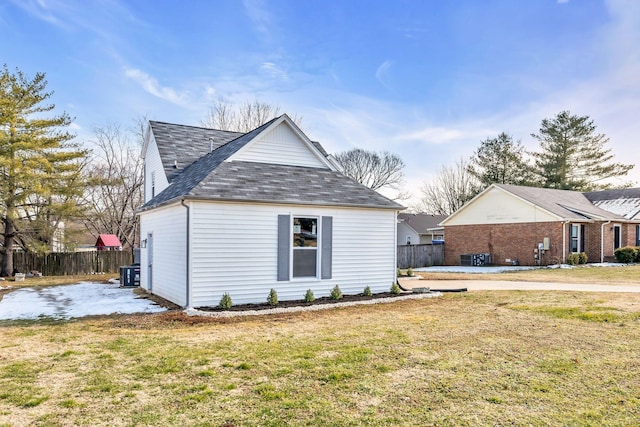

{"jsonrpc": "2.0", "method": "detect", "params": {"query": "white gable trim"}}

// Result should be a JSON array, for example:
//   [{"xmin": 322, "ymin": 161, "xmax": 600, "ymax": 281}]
[
  {"xmin": 440, "ymin": 184, "xmax": 564, "ymax": 226},
  {"xmin": 141, "ymin": 122, "xmax": 154, "ymax": 159},
  {"xmin": 227, "ymin": 115, "xmax": 336, "ymax": 170}
]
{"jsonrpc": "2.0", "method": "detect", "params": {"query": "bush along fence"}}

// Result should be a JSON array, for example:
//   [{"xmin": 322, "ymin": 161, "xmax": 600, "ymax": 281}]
[
  {"xmin": 397, "ymin": 244, "xmax": 444, "ymax": 269},
  {"xmin": 9, "ymin": 251, "xmax": 134, "ymax": 276}
]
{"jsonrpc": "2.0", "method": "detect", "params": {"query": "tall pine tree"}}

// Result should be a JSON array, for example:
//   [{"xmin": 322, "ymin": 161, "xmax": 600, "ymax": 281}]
[
  {"xmin": 468, "ymin": 132, "xmax": 533, "ymax": 188},
  {"xmin": 531, "ymin": 111, "xmax": 632, "ymax": 191},
  {"xmin": 0, "ymin": 65, "xmax": 87, "ymax": 276}
]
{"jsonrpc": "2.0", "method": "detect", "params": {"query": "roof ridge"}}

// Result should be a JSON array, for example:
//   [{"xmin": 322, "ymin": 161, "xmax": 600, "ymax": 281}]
[{"xmin": 149, "ymin": 120, "xmax": 244, "ymax": 135}]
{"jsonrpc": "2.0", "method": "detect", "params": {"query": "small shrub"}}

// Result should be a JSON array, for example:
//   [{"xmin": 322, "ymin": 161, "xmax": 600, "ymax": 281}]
[
  {"xmin": 614, "ymin": 246, "xmax": 638, "ymax": 264},
  {"xmin": 390, "ymin": 282, "xmax": 401, "ymax": 294},
  {"xmin": 363, "ymin": 286, "xmax": 372, "ymax": 297},
  {"xmin": 304, "ymin": 289, "xmax": 315, "ymax": 303},
  {"xmin": 566, "ymin": 253, "xmax": 580, "ymax": 265},
  {"xmin": 218, "ymin": 292, "xmax": 233, "ymax": 310},
  {"xmin": 635, "ymin": 248, "xmax": 640, "ymax": 263},
  {"xmin": 578, "ymin": 252, "xmax": 588, "ymax": 264},
  {"xmin": 397, "ymin": 268, "xmax": 401, "ymax": 277},
  {"xmin": 406, "ymin": 267, "xmax": 414, "ymax": 277},
  {"xmin": 267, "ymin": 288, "xmax": 278, "ymax": 306},
  {"xmin": 330, "ymin": 285, "xmax": 342, "ymax": 300}
]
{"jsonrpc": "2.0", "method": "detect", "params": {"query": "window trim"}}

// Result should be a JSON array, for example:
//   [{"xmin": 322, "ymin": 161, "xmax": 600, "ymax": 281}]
[
  {"xmin": 613, "ymin": 224, "xmax": 622, "ymax": 251},
  {"xmin": 569, "ymin": 223, "xmax": 584, "ymax": 253},
  {"xmin": 291, "ymin": 215, "xmax": 321, "ymax": 280}
]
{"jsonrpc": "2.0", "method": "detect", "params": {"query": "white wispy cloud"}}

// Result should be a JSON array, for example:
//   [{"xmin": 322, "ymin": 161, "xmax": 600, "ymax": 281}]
[
  {"xmin": 396, "ymin": 126, "xmax": 494, "ymax": 145},
  {"xmin": 375, "ymin": 60, "xmax": 395, "ymax": 92},
  {"xmin": 243, "ymin": 0, "xmax": 274, "ymax": 39},
  {"xmin": 260, "ymin": 62, "xmax": 289, "ymax": 81},
  {"xmin": 124, "ymin": 68, "xmax": 190, "ymax": 107},
  {"xmin": 9, "ymin": 0, "xmax": 71, "ymax": 29}
]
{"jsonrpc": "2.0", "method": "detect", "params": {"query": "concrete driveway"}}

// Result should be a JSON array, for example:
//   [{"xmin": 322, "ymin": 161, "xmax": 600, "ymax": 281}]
[{"xmin": 399, "ymin": 277, "xmax": 640, "ymax": 293}]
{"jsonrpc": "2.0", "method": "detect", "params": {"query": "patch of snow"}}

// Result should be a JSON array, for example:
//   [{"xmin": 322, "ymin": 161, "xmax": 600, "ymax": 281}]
[{"xmin": 0, "ymin": 282, "xmax": 165, "ymax": 321}]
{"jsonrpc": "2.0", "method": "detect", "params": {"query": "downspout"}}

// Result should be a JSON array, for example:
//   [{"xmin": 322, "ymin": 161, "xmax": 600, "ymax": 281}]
[
  {"xmin": 181, "ymin": 199, "xmax": 191, "ymax": 308},
  {"xmin": 562, "ymin": 221, "xmax": 570, "ymax": 264},
  {"xmin": 600, "ymin": 221, "xmax": 611, "ymax": 263},
  {"xmin": 394, "ymin": 211, "xmax": 398, "ymax": 283}
]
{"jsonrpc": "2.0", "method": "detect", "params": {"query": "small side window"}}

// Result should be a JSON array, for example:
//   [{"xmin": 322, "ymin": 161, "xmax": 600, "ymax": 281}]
[{"xmin": 151, "ymin": 171, "xmax": 156, "ymax": 198}]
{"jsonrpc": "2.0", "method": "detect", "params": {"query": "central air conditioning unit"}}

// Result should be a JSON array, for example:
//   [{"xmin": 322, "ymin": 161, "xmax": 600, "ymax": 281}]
[{"xmin": 460, "ymin": 253, "xmax": 491, "ymax": 266}]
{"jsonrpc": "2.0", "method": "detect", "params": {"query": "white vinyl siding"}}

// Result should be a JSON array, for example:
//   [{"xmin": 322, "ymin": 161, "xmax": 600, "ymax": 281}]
[
  {"xmin": 139, "ymin": 203, "xmax": 187, "ymax": 306},
  {"xmin": 230, "ymin": 121, "xmax": 327, "ymax": 168},
  {"xmin": 397, "ymin": 222, "xmax": 419, "ymax": 245},
  {"xmin": 144, "ymin": 133, "xmax": 170, "ymax": 203},
  {"xmin": 189, "ymin": 201, "xmax": 396, "ymax": 307}
]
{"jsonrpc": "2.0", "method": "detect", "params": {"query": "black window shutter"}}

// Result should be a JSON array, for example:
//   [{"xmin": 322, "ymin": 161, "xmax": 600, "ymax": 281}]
[
  {"xmin": 321, "ymin": 216, "xmax": 333, "ymax": 279},
  {"xmin": 277, "ymin": 215, "xmax": 290, "ymax": 281},
  {"xmin": 580, "ymin": 224, "xmax": 585, "ymax": 252},
  {"xmin": 636, "ymin": 225, "xmax": 639, "ymax": 247}
]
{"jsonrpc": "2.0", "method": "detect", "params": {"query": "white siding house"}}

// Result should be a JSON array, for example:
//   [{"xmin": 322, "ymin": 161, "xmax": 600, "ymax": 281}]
[{"xmin": 138, "ymin": 115, "xmax": 403, "ymax": 308}]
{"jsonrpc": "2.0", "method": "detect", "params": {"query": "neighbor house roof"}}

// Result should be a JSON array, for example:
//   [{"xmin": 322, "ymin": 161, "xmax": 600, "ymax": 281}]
[
  {"xmin": 96, "ymin": 234, "xmax": 122, "ymax": 247},
  {"xmin": 495, "ymin": 184, "xmax": 626, "ymax": 221},
  {"xmin": 398, "ymin": 213, "xmax": 447, "ymax": 233},
  {"xmin": 584, "ymin": 188, "xmax": 640, "ymax": 220},
  {"xmin": 142, "ymin": 116, "xmax": 404, "ymax": 211}
]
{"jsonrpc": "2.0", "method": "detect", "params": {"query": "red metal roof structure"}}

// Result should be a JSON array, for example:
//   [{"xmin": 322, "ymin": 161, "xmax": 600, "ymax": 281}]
[{"xmin": 95, "ymin": 234, "xmax": 123, "ymax": 251}]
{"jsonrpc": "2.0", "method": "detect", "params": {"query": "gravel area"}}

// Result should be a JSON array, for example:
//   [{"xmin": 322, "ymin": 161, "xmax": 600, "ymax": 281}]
[{"xmin": 185, "ymin": 291, "xmax": 442, "ymax": 318}]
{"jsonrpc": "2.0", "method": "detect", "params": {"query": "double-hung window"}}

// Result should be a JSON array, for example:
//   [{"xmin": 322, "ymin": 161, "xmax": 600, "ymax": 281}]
[
  {"xmin": 277, "ymin": 215, "xmax": 332, "ymax": 281},
  {"xmin": 570, "ymin": 224, "xmax": 583, "ymax": 253},
  {"xmin": 293, "ymin": 217, "xmax": 318, "ymax": 278}
]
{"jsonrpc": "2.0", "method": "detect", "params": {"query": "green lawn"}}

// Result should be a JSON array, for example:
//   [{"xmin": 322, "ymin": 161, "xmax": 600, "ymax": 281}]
[{"xmin": 1, "ymin": 286, "xmax": 639, "ymax": 426}]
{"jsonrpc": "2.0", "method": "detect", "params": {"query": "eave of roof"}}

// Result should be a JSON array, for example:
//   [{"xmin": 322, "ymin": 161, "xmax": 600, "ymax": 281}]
[{"xmin": 140, "ymin": 161, "xmax": 404, "ymax": 212}]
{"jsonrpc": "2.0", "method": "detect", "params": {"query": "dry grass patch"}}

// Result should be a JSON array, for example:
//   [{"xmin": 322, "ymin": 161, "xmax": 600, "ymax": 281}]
[
  {"xmin": 416, "ymin": 264, "xmax": 640, "ymax": 284},
  {"xmin": 1, "ymin": 292, "xmax": 639, "ymax": 426}
]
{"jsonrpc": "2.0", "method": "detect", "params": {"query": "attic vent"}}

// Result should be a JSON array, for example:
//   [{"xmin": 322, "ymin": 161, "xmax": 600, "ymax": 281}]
[
  {"xmin": 173, "ymin": 160, "xmax": 178, "ymax": 168},
  {"xmin": 209, "ymin": 137, "xmax": 214, "ymax": 152}
]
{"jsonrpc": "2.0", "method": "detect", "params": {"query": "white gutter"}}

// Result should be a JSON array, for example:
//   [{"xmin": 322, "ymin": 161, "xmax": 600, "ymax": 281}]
[
  {"xmin": 562, "ymin": 221, "xmax": 570, "ymax": 264},
  {"xmin": 601, "ymin": 220, "xmax": 612, "ymax": 263}
]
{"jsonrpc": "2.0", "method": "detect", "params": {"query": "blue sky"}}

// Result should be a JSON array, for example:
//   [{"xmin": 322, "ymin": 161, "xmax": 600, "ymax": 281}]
[{"xmin": 1, "ymin": 0, "xmax": 639, "ymax": 203}]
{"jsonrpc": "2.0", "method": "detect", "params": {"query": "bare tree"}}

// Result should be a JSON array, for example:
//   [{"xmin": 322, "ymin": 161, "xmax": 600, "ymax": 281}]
[
  {"xmin": 201, "ymin": 98, "xmax": 304, "ymax": 132},
  {"xmin": 416, "ymin": 158, "xmax": 482, "ymax": 215},
  {"xmin": 81, "ymin": 121, "xmax": 144, "ymax": 249},
  {"xmin": 333, "ymin": 148, "xmax": 406, "ymax": 194}
]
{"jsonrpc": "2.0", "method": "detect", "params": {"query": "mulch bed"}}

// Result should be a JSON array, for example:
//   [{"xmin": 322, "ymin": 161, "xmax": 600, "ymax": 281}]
[{"xmin": 197, "ymin": 292, "xmax": 408, "ymax": 312}]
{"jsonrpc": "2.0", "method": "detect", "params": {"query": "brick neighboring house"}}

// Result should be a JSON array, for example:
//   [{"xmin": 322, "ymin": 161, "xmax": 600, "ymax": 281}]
[{"xmin": 441, "ymin": 184, "xmax": 640, "ymax": 266}]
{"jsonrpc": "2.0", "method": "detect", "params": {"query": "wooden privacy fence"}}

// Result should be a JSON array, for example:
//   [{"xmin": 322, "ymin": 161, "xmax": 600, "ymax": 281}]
[
  {"xmin": 397, "ymin": 244, "xmax": 444, "ymax": 269},
  {"xmin": 11, "ymin": 251, "xmax": 134, "ymax": 276}
]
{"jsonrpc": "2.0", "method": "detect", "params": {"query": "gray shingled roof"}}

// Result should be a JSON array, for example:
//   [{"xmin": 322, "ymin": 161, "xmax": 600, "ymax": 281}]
[
  {"xmin": 495, "ymin": 184, "xmax": 626, "ymax": 220},
  {"xmin": 149, "ymin": 121, "xmax": 243, "ymax": 182},
  {"xmin": 584, "ymin": 188, "xmax": 640, "ymax": 219},
  {"xmin": 142, "ymin": 118, "xmax": 278, "ymax": 209},
  {"xmin": 398, "ymin": 213, "xmax": 447, "ymax": 232},
  {"xmin": 142, "ymin": 117, "xmax": 403, "ymax": 211},
  {"xmin": 188, "ymin": 161, "xmax": 403, "ymax": 209}
]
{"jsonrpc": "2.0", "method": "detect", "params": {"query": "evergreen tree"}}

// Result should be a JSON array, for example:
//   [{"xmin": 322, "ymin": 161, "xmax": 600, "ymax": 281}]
[
  {"xmin": 531, "ymin": 111, "xmax": 633, "ymax": 191},
  {"xmin": 468, "ymin": 132, "xmax": 533, "ymax": 187},
  {"xmin": 0, "ymin": 65, "xmax": 87, "ymax": 276}
]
